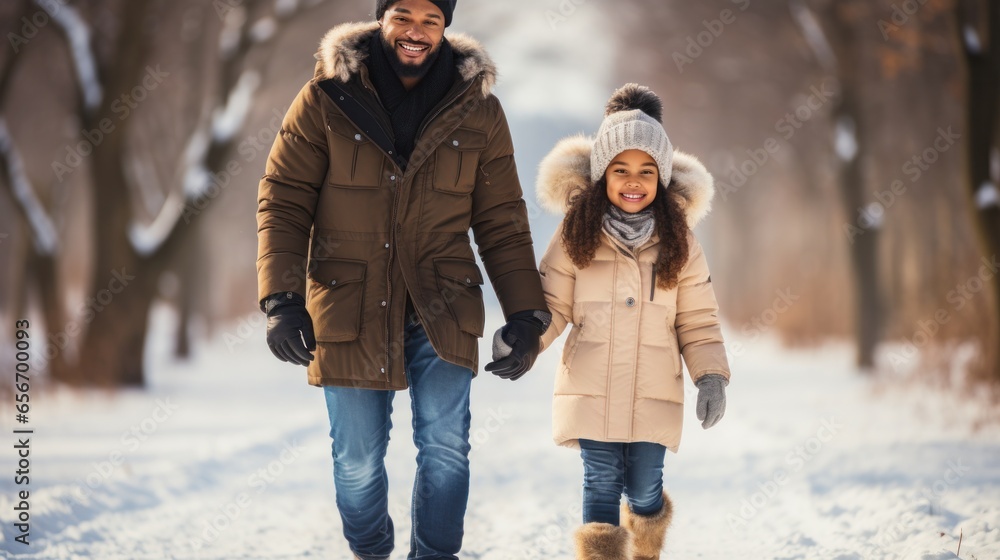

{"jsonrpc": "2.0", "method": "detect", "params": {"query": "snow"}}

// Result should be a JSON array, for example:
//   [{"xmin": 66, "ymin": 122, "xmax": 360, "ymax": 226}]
[
  {"xmin": 835, "ymin": 115, "xmax": 858, "ymax": 162},
  {"xmin": 182, "ymin": 128, "xmax": 212, "ymax": 199},
  {"xmin": 790, "ymin": 1, "xmax": 837, "ymax": 73},
  {"xmin": 37, "ymin": 0, "xmax": 102, "ymax": 111},
  {"xmin": 127, "ymin": 190, "xmax": 186, "ymax": 257},
  {"xmin": 964, "ymin": 25, "xmax": 982, "ymax": 54},
  {"xmin": 1, "ymin": 306, "xmax": 998, "ymax": 559},
  {"xmin": 126, "ymin": 156, "xmax": 166, "ymax": 217},
  {"xmin": 976, "ymin": 182, "xmax": 999, "ymax": 209},
  {"xmin": 274, "ymin": 0, "xmax": 300, "ymax": 18},
  {"xmin": 212, "ymin": 71, "xmax": 261, "ymax": 143},
  {"xmin": 249, "ymin": 17, "xmax": 277, "ymax": 44},
  {"xmin": 218, "ymin": 6, "xmax": 247, "ymax": 60},
  {"xmin": 0, "ymin": 119, "xmax": 59, "ymax": 255}
]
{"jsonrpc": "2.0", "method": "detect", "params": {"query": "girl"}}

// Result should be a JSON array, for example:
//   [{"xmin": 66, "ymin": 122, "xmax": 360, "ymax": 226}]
[{"xmin": 534, "ymin": 84, "xmax": 731, "ymax": 560}]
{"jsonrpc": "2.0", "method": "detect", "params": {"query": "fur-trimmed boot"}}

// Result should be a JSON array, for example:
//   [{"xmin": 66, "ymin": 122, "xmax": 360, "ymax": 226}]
[
  {"xmin": 574, "ymin": 522, "xmax": 633, "ymax": 560},
  {"xmin": 621, "ymin": 491, "xmax": 674, "ymax": 560}
]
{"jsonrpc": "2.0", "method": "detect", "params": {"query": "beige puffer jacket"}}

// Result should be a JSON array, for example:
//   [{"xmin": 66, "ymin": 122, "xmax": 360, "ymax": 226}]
[{"xmin": 536, "ymin": 135, "xmax": 731, "ymax": 453}]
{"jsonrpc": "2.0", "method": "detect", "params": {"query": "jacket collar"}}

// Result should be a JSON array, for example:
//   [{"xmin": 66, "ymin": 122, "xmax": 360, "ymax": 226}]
[
  {"xmin": 314, "ymin": 21, "xmax": 497, "ymax": 100},
  {"xmin": 536, "ymin": 135, "xmax": 716, "ymax": 229}
]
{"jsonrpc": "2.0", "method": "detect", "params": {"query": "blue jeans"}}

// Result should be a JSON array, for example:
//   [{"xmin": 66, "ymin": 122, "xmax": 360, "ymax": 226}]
[
  {"xmin": 579, "ymin": 439, "xmax": 667, "ymax": 525},
  {"xmin": 323, "ymin": 320, "xmax": 473, "ymax": 560}
]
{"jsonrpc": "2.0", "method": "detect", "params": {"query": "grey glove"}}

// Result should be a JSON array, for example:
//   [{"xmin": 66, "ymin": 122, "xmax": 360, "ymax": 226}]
[{"xmin": 695, "ymin": 374, "xmax": 728, "ymax": 429}]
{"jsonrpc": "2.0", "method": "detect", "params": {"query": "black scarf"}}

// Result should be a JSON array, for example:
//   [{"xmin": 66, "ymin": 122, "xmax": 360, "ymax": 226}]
[{"xmin": 367, "ymin": 33, "xmax": 456, "ymax": 162}]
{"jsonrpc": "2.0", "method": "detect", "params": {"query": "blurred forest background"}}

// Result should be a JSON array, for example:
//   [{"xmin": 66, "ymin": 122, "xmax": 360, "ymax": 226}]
[{"xmin": 0, "ymin": 0, "xmax": 997, "ymax": 390}]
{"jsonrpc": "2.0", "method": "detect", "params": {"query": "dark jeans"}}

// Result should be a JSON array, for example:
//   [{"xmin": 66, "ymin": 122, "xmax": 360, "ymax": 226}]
[
  {"xmin": 323, "ymin": 320, "xmax": 473, "ymax": 560},
  {"xmin": 579, "ymin": 439, "xmax": 667, "ymax": 525}
]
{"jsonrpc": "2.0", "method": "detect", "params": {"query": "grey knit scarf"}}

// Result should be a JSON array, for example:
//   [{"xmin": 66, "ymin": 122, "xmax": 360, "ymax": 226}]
[{"xmin": 603, "ymin": 205, "xmax": 655, "ymax": 251}]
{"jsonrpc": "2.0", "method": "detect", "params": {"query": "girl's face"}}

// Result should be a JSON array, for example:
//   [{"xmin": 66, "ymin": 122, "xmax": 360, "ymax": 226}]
[{"xmin": 605, "ymin": 149, "xmax": 659, "ymax": 213}]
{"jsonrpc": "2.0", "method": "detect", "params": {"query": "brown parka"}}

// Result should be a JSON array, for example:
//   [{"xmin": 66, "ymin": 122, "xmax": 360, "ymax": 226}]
[
  {"xmin": 256, "ymin": 22, "xmax": 546, "ymax": 389},
  {"xmin": 535, "ymin": 135, "xmax": 731, "ymax": 452}
]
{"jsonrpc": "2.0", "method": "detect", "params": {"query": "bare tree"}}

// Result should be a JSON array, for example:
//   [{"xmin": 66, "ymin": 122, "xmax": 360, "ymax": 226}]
[
  {"xmin": 956, "ymin": 0, "xmax": 1000, "ymax": 381},
  {"xmin": 0, "ymin": 0, "xmax": 328, "ymax": 386},
  {"xmin": 792, "ymin": 0, "xmax": 885, "ymax": 369}
]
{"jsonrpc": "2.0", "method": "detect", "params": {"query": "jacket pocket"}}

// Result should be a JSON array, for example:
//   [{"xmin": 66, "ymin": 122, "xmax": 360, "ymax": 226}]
[
  {"xmin": 432, "ymin": 128, "xmax": 488, "ymax": 195},
  {"xmin": 433, "ymin": 258, "xmax": 485, "ymax": 337},
  {"xmin": 668, "ymin": 324, "xmax": 682, "ymax": 378},
  {"xmin": 562, "ymin": 323, "xmax": 583, "ymax": 370},
  {"xmin": 327, "ymin": 115, "xmax": 384, "ymax": 189},
  {"xmin": 306, "ymin": 258, "xmax": 367, "ymax": 342}
]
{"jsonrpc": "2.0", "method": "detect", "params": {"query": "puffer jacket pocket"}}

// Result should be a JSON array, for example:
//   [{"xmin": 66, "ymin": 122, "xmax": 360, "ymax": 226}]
[
  {"xmin": 562, "ymin": 322, "xmax": 583, "ymax": 370},
  {"xmin": 327, "ymin": 115, "xmax": 384, "ymax": 189},
  {"xmin": 432, "ymin": 127, "xmax": 488, "ymax": 195},
  {"xmin": 306, "ymin": 258, "xmax": 367, "ymax": 342},
  {"xmin": 433, "ymin": 258, "xmax": 485, "ymax": 337}
]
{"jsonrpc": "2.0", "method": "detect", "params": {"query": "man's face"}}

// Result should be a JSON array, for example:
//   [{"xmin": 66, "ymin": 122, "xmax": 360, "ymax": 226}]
[{"xmin": 379, "ymin": 0, "xmax": 446, "ymax": 79}]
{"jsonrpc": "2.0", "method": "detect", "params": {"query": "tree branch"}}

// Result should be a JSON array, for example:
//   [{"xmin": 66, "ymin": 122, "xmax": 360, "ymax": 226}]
[
  {"xmin": 34, "ymin": 0, "xmax": 103, "ymax": 114},
  {"xmin": 0, "ymin": 119, "xmax": 59, "ymax": 255},
  {"xmin": 131, "ymin": 0, "xmax": 329, "ymax": 260}
]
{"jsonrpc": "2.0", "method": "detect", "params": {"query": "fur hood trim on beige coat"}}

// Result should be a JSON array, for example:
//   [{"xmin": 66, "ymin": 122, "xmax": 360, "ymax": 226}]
[{"xmin": 536, "ymin": 134, "xmax": 714, "ymax": 228}]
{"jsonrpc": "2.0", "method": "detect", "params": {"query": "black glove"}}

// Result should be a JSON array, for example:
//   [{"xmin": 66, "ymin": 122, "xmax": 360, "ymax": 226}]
[
  {"xmin": 485, "ymin": 310, "xmax": 551, "ymax": 381},
  {"xmin": 263, "ymin": 292, "xmax": 316, "ymax": 367}
]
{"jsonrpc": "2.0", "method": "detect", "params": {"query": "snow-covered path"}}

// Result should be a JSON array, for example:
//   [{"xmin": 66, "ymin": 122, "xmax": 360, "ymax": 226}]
[{"xmin": 2, "ymin": 306, "xmax": 998, "ymax": 560}]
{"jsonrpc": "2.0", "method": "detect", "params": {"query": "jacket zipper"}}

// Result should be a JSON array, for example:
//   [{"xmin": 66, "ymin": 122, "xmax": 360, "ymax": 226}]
[
  {"xmin": 385, "ymin": 188, "xmax": 400, "ymax": 384},
  {"xmin": 606, "ymin": 233, "xmax": 645, "ymax": 441},
  {"xmin": 387, "ymin": 76, "xmax": 478, "ymax": 375},
  {"xmin": 650, "ymin": 265, "xmax": 656, "ymax": 301},
  {"xmin": 417, "ymin": 77, "xmax": 478, "ymax": 139},
  {"xmin": 337, "ymin": 75, "xmax": 481, "ymax": 385}
]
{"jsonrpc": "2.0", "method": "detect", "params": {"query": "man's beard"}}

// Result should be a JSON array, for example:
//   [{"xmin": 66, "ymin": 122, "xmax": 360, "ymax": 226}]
[{"xmin": 380, "ymin": 34, "xmax": 442, "ymax": 80}]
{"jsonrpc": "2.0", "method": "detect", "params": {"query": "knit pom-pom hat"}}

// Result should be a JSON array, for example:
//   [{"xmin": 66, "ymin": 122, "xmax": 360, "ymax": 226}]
[
  {"xmin": 590, "ymin": 84, "xmax": 673, "ymax": 185},
  {"xmin": 376, "ymin": 0, "xmax": 456, "ymax": 27}
]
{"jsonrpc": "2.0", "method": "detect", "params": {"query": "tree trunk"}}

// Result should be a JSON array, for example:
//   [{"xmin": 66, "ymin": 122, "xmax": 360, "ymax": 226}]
[
  {"xmin": 836, "ymin": 94, "xmax": 882, "ymax": 370},
  {"xmin": 74, "ymin": 138, "xmax": 158, "ymax": 387},
  {"xmin": 824, "ymin": 1, "xmax": 884, "ymax": 370},
  {"xmin": 29, "ymin": 251, "xmax": 76, "ymax": 384},
  {"xmin": 71, "ymin": 0, "xmax": 157, "ymax": 387},
  {"xmin": 959, "ymin": 0, "xmax": 1000, "ymax": 381}
]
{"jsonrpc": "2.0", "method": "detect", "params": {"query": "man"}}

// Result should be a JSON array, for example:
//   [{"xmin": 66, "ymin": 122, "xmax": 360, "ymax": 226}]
[{"xmin": 255, "ymin": 1, "xmax": 550, "ymax": 558}]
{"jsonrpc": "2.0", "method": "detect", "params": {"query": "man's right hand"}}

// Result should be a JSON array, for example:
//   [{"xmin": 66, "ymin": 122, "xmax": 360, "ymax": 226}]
[
  {"xmin": 264, "ymin": 293, "xmax": 316, "ymax": 367},
  {"xmin": 485, "ymin": 310, "xmax": 550, "ymax": 381}
]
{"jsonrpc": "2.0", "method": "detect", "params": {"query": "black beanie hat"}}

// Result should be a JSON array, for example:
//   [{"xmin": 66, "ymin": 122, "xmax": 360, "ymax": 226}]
[{"xmin": 376, "ymin": 0, "xmax": 457, "ymax": 27}]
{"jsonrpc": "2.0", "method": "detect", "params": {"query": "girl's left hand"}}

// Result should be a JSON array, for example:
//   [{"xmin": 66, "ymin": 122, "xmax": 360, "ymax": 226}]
[{"xmin": 695, "ymin": 375, "xmax": 728, "ymax": 429}]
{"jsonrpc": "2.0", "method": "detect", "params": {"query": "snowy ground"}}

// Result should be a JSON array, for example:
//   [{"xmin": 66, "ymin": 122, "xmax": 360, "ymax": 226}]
[{"xmin": 1, "ymin": 305, "xmax": 999, "ymax": 560}]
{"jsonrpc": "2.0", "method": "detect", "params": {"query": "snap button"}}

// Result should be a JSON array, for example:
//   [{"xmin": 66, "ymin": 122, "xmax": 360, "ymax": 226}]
[
  {"xmin": 285, "ymin": 292, "xmax": 293, "ymax": 299},
  {"xmin": 626, "ymin": 297, "xmax": 636, "ymax": 307},
  {"xmin": 380, "ymin": 368, "xmax": 385, "ymax": 373},
  {"xmin": 381, "ymin": 301, "xmax": 387, "ymax": 307},
  {"xmin": 390, "ymin": 175, "xmax": 396, "ymax": 181},
  {"xmin": 452, "ymin": 140, "xmax": 459, "ymax": 146},
  {"xmin": 384, "ymin": 243, "xmax": 390, "ymax": 249},
  {"xmin": 330, "ymin": 280, "xmax": 337, "ymax": 286},
  {"xmin": 465, "ymin": 277, "xmax": 471, "ymax": 284},
  {"xmin": 354, "ymin": 134, "xmax": 362, "ymax": 141}
]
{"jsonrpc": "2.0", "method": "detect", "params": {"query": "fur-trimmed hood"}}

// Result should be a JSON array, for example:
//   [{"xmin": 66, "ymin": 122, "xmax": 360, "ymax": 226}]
[
  {"xmin": 536, "ymin": 135, "xmax": 715, "ymax": 229},
  {"xmin": 313, "ymin": 21, "xmax": 497, "ymax": 99}
]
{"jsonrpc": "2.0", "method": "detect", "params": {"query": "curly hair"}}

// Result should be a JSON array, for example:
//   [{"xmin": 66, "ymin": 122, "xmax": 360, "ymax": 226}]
[{"xmin": 561, "ymin": 178, "xmax": 690, "ymax": 290}]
